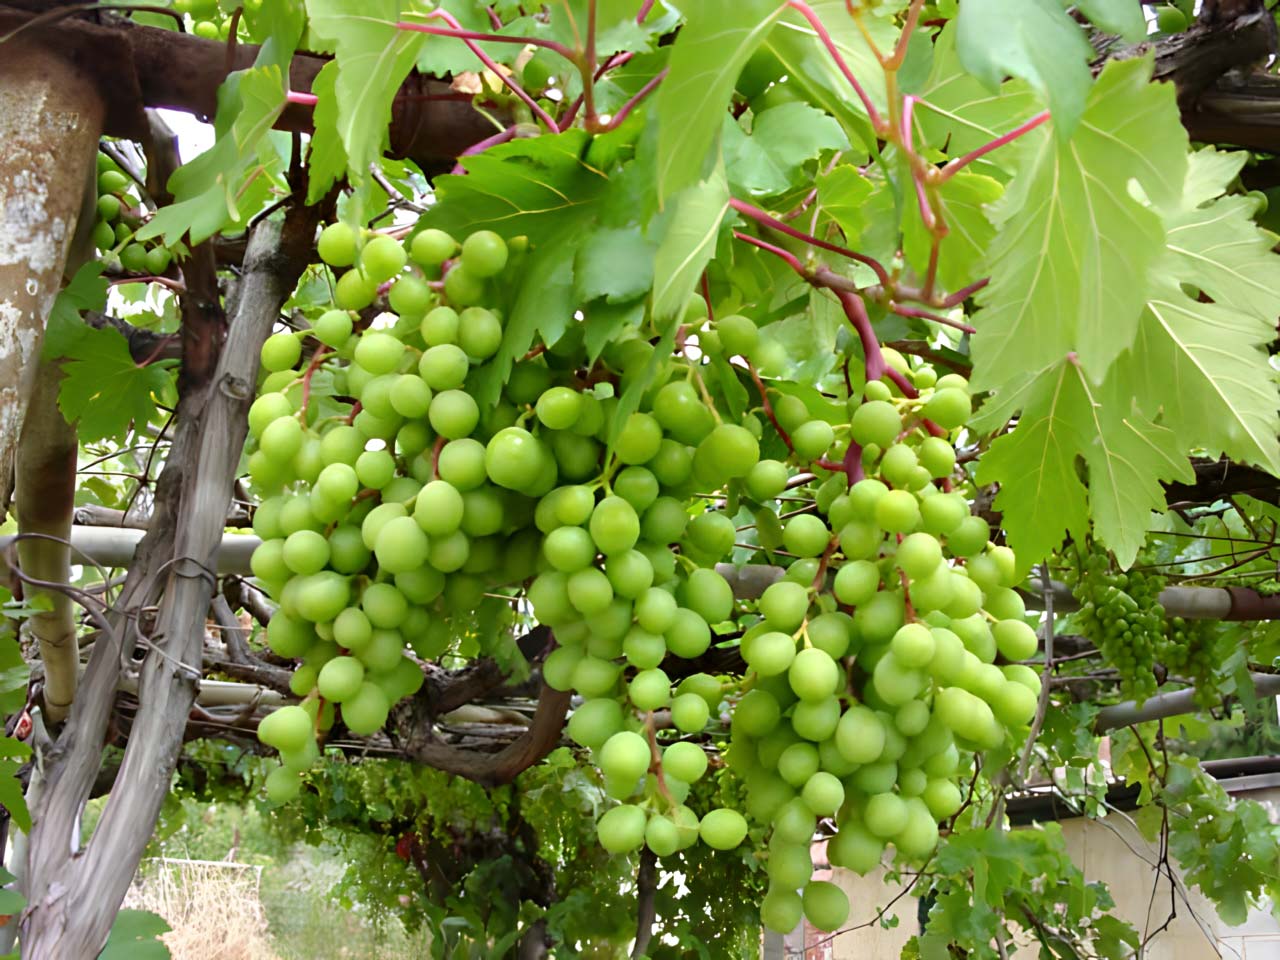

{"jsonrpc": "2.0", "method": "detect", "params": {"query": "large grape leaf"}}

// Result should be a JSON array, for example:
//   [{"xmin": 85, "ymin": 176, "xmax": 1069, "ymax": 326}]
[
  {"xmin": 969, "ymin": 56, "xmax": 1187, "ymax": 387},
  {"xmin": 654, "ymin": 0, "xmax": 784, "ymax": 206},
  {"xmin": 723, "ymin": 102, "xmax": 846, "ymax": 198},
  {"xmin": 137, "ymin": 64, "xmax": 288, "ymax": 245},
  {"xmin": 975, "ymin": 358, "xmax": 1192, "ymax": 570},
  {"xmin": 421, "ymin": 129, "xmax": 611, "ymax": 244},
  {"xmin": 974, "ymin": 362, "xmax": 1090, "ymax": 570},
  {"xmin": 306, "ymin": 1, "xmax": 426, "ymax": 193},
  {"xmin": 649, "ymin": 169, "xmax": 730, "ymax": 324},
  {"xmin": 305, "ymin": 62, "xmax": 348, "ymax": 204},
  {"xmin": 955, "ymin": 0, "xmax": 1094, "ymax": 138},
  {"xmin": 917, "ymin": 24, "xmax": 1042, "ymax": 158},
  {"xmin": 1125, "ymin": 283, "xmax": 1280, "ymax": 475},
  {"xmin": 763, "ymin": 0, "xmax": 891, "ymax": 154}
]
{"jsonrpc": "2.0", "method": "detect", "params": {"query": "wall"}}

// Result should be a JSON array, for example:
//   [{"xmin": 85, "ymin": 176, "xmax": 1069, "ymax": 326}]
[{"xmin": 802, "ymin": 778, "xmax": 1280, "ymax": 960}]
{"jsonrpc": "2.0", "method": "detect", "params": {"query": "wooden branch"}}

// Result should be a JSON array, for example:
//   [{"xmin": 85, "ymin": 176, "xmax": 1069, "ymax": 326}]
[
  {"xmin": 21, "ymin": 203, "xmax": 319, "ymax": 956},
  {"xmin": 399, "ymin": 682, "xmax": 571, "ymax": 787},
  {"xmin": 631, "ymin": 848, "xmax": 658, "ymax": 959},
  {"xmin": 0, "ymin": 39, "xmax": 103, "ymax": 520},
  {"xmin": 15, "ymin": 364, "xmax": 81, "ymax": 723},
  {"xmin": 0, "ymin": 3, "xmax": 501, "ymax": 174},
  {"xmin": 1094, "ymin": 671, "xmax": 1280, "ymax": 732}
]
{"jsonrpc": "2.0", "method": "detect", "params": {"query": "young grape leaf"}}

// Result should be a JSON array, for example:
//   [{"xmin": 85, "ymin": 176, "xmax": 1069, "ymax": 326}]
[
  {"xmin": 970, "ymin": 56, "xmax": 1187, "ymax": 387},
  {"xmin": 816, "ymin": 164, "xmax": 874, "ymax": 245},
  {"xmin": 955, "ymin": 0, "xmax": 1094, "ymax": 137},
  {"xmin": 58, "ymin": 328, "xmax": 174, "ymax": 443},
  {"xmin": 724, "ymin": 102, "xmax": 847, "ymax": 198},
  {"xmin": 654, "ymin": 0, "xmax": 784, "ymax": 205},
  {"xmin": 901, "ymin": 169, "xmax": 1002, "ymax": 293},
  {"xmin": 137, "ymin": 65, "xmax": 288, "ymax": 245},
  {"xmin": 306, "ymin": 0, "xmax": 426, "ymax": 191}
]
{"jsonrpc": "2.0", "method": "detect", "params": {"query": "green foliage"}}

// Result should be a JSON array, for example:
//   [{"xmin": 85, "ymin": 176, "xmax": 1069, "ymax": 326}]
[{"xmin": 97, "ymin": 909, "xmax": 171, "ymax": 960}]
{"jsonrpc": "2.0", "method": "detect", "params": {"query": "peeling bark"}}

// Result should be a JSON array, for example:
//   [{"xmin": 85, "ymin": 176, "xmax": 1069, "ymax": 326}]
[
  {"xmin": 0, "ymin": 41, "xmax": 103, "ymax": 519},
  {"xmin": 20, "ymin": 207, "xmax": 317, "ymax": 958}
]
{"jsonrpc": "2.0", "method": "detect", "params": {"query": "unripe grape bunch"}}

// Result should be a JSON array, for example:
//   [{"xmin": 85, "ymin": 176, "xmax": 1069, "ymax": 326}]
[{"xmin": 244, "ymin": 217, "xmax": 1043, "ymax": 932}]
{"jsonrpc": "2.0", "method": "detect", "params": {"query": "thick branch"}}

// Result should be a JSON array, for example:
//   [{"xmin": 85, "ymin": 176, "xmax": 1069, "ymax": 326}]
[
  {"xmin": 0, "ymin": 39, "xmax": 103, "ymax": 519},
  {"xmin": 1095, "ymin": 672, "xmax": 1280, "ymax": 732},
  {"xmin": 0, "ymin": 4, "xmax": 500, "ymax": 174},
  {"xmin": 21, "ymin": 206, "xmax": 317, "ymax": 957},
  {"xmin": 631, "ymin": 848, "xmax": 658, "ymax": 959},
  {"xmin": 399, "ymin": 682, "xmax": 571, "ymax": 787},
  {"xmin": 15, "ymin": 365, "xmax": 80, "ymax": 723}
]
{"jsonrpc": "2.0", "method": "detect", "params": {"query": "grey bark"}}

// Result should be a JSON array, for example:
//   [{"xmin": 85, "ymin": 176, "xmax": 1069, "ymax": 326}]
[{"xmin": 19, "ymin": 217, "xmax": 305, "ymax": 958}]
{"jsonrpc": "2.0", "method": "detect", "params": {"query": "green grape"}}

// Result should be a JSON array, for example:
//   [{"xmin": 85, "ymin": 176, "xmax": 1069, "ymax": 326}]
[
  {"xmin": 360, "ymin": 234, "xmax": 408, "ymax": 283},
  {"xmin": 457, "ymin": 306, "xmax": 503, "ymax": 359},
  {"xmin": 699, "ymin": 808, "xmax": 748, "ymax": 850},
  {"xmin": 850, "ymin": 400, "xmax": 901, "ymax": 447},
  {"xmin": 410, "ymin": 228, "xmax": 456, "ymax": 267},
  {"xmin": 460, "ymin": 230, "xmax": 508, "ymax": 277},
  {"xmin": 791, "ymin": 420, "xmax": 834, "ymax": 461},
  {"xmin": 334, "ymin": 269, "xmax": 377, "ymax": 310},
  {"xmin": 443, "ymin": 262, "xmax": 485, "ymax": 305},
  {"xmin": 261, "ymin": 331, "xmax": 302, "ymax": 372},
  {"xmin": 318, "ymin": 222, "xmax": 358, "ymax": 267},
  {"xmin": 428, "ymin": 390, "xmax": 480, "ymax": 439},
  {"xmin": 597, "ymin": 804, "xmax": 646, "ymax": 853},
  {"xmin": 387, "ymin": 273, "xmax": 432, "ymax": 317}
]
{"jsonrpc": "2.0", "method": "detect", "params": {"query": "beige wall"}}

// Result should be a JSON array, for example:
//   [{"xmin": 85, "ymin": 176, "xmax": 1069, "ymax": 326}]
[{"xmin": 811, "ymin": 782, "xmax": 1280, "ymax": 960}]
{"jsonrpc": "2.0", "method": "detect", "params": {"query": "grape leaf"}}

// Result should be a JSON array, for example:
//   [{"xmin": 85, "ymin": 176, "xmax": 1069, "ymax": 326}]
[
  {"xmin": 976, "ymin": 357, "xmax": 1194, "ymax": 569},
  {"xmin": 724, "ymin": 102, "xmax": 846, "ymax": 198},
  {"xmin": 137, "ymin": 65, "xmax": 288, "ymax": 244},
  {"xmin": 574, "ymin": 226, "xmax": 655, "ymax": 304},
  {"xmin": 305, "ymin": 61, "xmax": 349, "ymax": 204},
  {"xmin": 0, "ymin": 632, "xmax": 29, "ymax": 715},
  {"xmin": 422, "ymin": 129, "xmax": 611, "ymax": 244},
  {"xmin": 763, "ymin": 0, "xmax": 892, "ymax": 153},
  {"xmin": 816, "ymin": 164, "xmax": 874, "ymax": 246},
  {"xmin": 1125, "ymin": 281, "xmax": 1280, "ymax": 475},
  {"xmin": 974, "ymin": 362, "xmax": 1090, "ymax": 570},
  {"xmin": 650, "ymin": 169, "xmax": 730, "ymax": 324},
  {"xmin": 58, "ymin": 329, "xmax": 174, "ymax": 443},
  {"xmin": 955, "ymin": 0, "xmax": 1094, "ymax": 138},
  {"xmin": 306, "ymin": 0, "xmax": 426, "ymax": 192},
  {"xmin": 1073, "ymin": 0, "xmax": 1148, "ymax": 41},
  {"xmin": 917, "ymin": 23, "xmax": 1042, "ymax": 158},
  {"xmin": 654, "ymin": 0, "xmax": 784, "ymax": 205},
  {"xmin": 98, "ymin": 909, "xmax": 172, "ymax": 960},
  {"xmin": 902, "ymin": 170, "xmax": 1002, "ymax": 293},
  {"xmin": 41, "ymin": 263, "xmax": 107, "ymax": 360},
  {"xmin": 970, "ymin": 56, "xmax": 1187, "ymax": 387}
]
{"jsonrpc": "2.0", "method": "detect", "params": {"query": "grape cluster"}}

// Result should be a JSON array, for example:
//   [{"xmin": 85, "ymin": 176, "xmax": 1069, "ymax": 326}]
[
  {"xmin": 1159, "ymin": 617, "xmax": 1228, "ymax": 708},
  {"xmin": 91, "ymin": 151, "xmax": 173, "ymax": 277},
  {"xmin": 724, "ymin": 369, "xmax": 1042, "ymax": 934},
  {"xmin": 1068, "ymin": 546, "xmax": 1164, "ymax": 703},
  {"xmin": 245, "ymin": 219, "xmax": 1043, "ymax": 933}
]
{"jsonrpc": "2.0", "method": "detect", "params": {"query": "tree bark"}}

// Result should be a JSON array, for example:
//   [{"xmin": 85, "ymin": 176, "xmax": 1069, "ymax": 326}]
[
  {"xmin": 0, "ymin": 40, "xmax": 102, "ymax": 519},
  {"xmin": 19, "ymin": 208, "xmax": 316, "ymax": 958}
]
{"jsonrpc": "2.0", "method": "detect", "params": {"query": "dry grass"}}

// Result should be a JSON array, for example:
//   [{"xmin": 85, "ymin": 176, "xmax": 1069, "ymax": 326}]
[{"xmin": 124, "ymin": 857, "xmax": 282, "ymax": 960}]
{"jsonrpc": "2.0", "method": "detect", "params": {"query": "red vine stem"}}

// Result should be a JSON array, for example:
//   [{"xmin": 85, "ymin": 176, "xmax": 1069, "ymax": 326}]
[
  {"xmin": 299, "ymin": 346, "xmax": 331, "ymax": 417},
  {"xmin": 729, "ymin": 197, "xmax": 892, "ymax": 289},
  {"xmin": 889, "ymin": 303, "xmax": 976, "ymax": 335},
  {"xmin": 450, "ymin": 124, "xmax": 520, "ymax": 174},
  {"xmin": 601, "ymin": 68, "xmax": 668, "ymax": 131},
  {"xmin": 746, "ymin": 360, "xmax": 793, "ymax": 451},
  {"xmin": 286, "ymin": 91, "xmax": 318, "ymax": 106},
  {"xmin": 636, "ymin": 0, "xmax": 655, "ymax": 23},
  {"xmin": 785, "ymin": 0, "xmax": 884, "ymax": 133},
  {"xmin": 901, "ymin": 95, "xmax": 937, "ymax": 233},
  {"xmin": 398, "ymin": 15, "xmax": 561, "ymax": 132},
  {"xmin": 395, "ymin": 20, "xmax": 574, "ymax": 59},
  {"xmin": 732, "ymin": 230, "xmax": 806, "ymax": 276},
  {"xmin": 937, "ymin": 110, "xmax": 1051, "ymax": 182},
  {"xmin": 939, "ymin": 277, "xmax": 989, "ymax": 308},
  {"xmin": 836, "ymin": 289, "xmax": 886, "ymax": 381}
]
